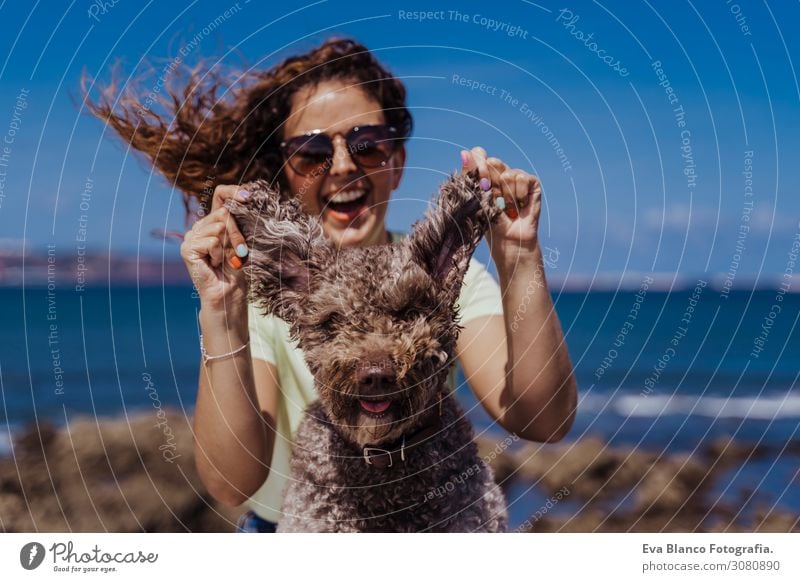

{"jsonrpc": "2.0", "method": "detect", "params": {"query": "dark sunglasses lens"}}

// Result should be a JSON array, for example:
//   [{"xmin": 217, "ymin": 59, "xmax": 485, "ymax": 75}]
[
  {"xmin": 286, "ymin": 134, "xmax": 333, "ymax": 174},
  {"xmin": 348, "ymin": 126, "xmax": 396, "ymax": 167}
]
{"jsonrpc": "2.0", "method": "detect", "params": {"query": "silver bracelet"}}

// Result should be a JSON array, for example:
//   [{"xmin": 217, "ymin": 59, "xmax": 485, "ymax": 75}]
[{"xmin": 199, "ymin": 332, "xmax": 249, "ymax": 364}]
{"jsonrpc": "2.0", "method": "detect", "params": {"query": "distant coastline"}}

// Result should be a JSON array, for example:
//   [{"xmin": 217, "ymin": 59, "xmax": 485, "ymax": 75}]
[
  {"xmin": 0, "ymin": 248, "xmax": 193, "ymax": 287},
  {"xmin": 2, "ymin": 248, "xmax": 798, "ymax": 292}
]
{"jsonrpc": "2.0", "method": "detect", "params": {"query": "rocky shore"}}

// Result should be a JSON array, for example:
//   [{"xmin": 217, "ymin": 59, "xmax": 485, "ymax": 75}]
[
  {"xmin": 1, "ymin": 410, "xmax": 797, "ymax": 532},
  {"xmin": 478, "ymin": 435, "xmax": 800, "ymax": 532},
  {"xmin": 0, "ymin": 411, "xmax": 241, "ymax": 532}
]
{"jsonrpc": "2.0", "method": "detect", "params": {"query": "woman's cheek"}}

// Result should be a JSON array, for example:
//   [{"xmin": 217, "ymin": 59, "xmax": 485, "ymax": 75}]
[{"xmin": 292, "ymin": 179, "xmax": 322, "ymax": 214}]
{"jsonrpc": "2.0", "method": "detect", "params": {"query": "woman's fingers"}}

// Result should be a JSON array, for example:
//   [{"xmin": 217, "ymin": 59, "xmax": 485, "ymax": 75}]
[
  {"xmin": 486, "ymin": 156, "xmax": 506, "ymax": 194},
  {"xmin": 461, "ymin": 148, "xmax": 510, "ymax": 193},
  {"xmin": 461, "ymin": 147, "xmax": 542, "ymax": 220},
  {"xmin": 496, "ymin": 169, "xmax": 525, "ymax": 219},
  {"xmin": 210, "ymin": 185, "xmax": 250, "ymax": 261},
  {"xmin": 461, "ymin": 148, "xmax": 503, "ymax": 219},
  {"xmin": 190, "ymin": 207, "xmax": 248, "ymax": 270},
  {"xmin": 461, "ymin": 147, "xmax": 490, "ymax": 186},
  {"xmin": 185, "ymin": 219, "xmax": 224, "ymax": 264},
  {"xmin": 192, "ymin": 218, "xmax": 226, "ymax": 239},
  {"xmin": 179, "ymin": 186, "xmax": 252, "ymax": 304},
  {"xmin": 221, "ymin": 208, "xmax": 249, "ymax": 260},
  {"xmin": 207, "ymin": 206, "xmax": 249, "ymax": 263},
  {"xmin": 211, "ymin": 184, "xmax": 250, "ymax": 211},
  {"xmin": 525, "ymin": 172, "xmax": 542, "ymax": 210},
  {"xmin": 182, "ymin": 233, "xmax": 224, "ymax": 272},
  {"xmin": 197, "ymin": 236, "xmax": 225, "ymax": 268}
]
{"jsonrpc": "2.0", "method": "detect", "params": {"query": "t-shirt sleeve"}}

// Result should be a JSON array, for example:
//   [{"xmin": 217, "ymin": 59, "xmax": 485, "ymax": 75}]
[
  {"xmin": 247, "ymin": 303, "xmax": 278, "ymax": 365},
  {"xmin": 455, "ymin": 258, "xmax": 505, "ymax": 324}
]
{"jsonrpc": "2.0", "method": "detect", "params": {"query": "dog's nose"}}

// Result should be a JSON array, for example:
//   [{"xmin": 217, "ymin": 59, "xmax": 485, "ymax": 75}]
[{"xmin": 356, "ymin": 363, "xmax": 396, "ymax": 392}]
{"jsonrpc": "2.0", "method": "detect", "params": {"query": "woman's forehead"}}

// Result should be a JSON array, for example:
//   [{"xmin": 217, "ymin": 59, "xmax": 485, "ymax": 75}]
[{"xmin": 285, "ymin": 81, "xmax": 385, "ymax": 136}]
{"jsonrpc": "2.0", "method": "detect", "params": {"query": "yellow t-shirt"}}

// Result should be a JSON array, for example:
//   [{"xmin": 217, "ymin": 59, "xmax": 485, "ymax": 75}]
[{"xmin": 245, "ymin": 232, "xmax": 504, "ymax": 522}]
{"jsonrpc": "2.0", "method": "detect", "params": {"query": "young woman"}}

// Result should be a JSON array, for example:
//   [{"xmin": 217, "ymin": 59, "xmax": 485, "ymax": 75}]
[{"xmin": 87, "ymin": 37, "xmax": 577, "ymax": 532}]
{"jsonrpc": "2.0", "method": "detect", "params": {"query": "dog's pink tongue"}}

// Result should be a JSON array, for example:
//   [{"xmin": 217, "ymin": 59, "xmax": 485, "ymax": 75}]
[{"xmin": 359, "ymin": 399, "xmax": 391, "ymax": 414}]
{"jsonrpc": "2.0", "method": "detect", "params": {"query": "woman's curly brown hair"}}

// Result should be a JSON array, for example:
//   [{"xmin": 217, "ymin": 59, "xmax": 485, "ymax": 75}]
[{"xmin": 82, "ymin": 37, "xmax": 413, "ymax": 225}]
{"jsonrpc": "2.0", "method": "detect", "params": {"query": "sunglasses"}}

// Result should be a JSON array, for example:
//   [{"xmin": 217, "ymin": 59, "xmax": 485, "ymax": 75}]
[{"xmin": 280, "ymin": 124, "xmax": 399, "ymax": 176}]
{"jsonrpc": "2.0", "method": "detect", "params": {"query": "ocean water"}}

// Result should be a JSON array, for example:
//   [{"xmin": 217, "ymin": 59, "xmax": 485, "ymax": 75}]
[
  {"xmin": 458, "ymin": 287, "xmax": 800, "ymax": 523},
  {"xmin": 1, "ymin": 285, "xmax": 798, "ymax": 523}
]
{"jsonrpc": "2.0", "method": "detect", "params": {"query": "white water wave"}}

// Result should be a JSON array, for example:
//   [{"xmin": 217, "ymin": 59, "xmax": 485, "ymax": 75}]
[{"xmin": 578, "ymin": 392, "xmax": 800, "ymax": 420}]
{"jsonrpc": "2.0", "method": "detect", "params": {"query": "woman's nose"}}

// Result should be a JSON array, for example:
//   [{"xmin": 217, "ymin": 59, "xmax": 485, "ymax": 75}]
[{"xmin": 328, "ymin": 135, "xmax": 358, "ymax": 176}]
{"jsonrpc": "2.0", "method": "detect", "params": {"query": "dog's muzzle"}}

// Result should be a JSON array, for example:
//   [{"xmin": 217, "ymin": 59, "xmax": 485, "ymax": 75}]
[{"xmin": 361, "ymin": 392, "xmax": 445, "ymax": 468}]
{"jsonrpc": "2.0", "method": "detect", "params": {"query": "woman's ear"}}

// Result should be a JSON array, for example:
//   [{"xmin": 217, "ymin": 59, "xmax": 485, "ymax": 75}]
[{"xmin": 390, "ymin": 144, "xmax": 406, "ymax": 191}]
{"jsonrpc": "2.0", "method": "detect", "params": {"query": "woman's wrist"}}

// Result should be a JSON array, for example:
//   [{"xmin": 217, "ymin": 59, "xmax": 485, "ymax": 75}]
[
  {"xmin": 200, "ymin": 333, "xmax": 250, "ymax": 364},
  {"xmin": 492, "ymin": 239, "xmax": 543, "ymax": 280},
  {"xmin": 199, "ymin": 306, "xmax": 250, "ymax": 347}
]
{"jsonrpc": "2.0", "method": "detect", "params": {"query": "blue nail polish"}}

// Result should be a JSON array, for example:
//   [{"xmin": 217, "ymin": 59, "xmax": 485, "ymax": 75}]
[
  {"xmin": 236, "ymin": 244, "xmax": 249, "ymax": 258},
  {"xmin": 495, "ymin": 197, "xmax": 506, "ymax": 210},
  {"xmin": 480, "ymin": 178, "xmax": 491, "ymax": 192},
  {"xmin": 236, "ymin": 189, "xmax": 250, "ymax": 201}
]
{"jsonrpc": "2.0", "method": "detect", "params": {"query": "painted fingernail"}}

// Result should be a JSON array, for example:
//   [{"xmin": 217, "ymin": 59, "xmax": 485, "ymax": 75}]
[
  {"xmin": 228, "ymin": 255, "xmax": 243, "ymax": 269},
  {"xmin": 460, "ymin": 150, "xmax": 470, "ymax": 167},
  {"xmin": 495, "ymin": 196, "xmax": 506, "ymax": 210},
  {"xmin": 236, "ymin": 244, "xmax": 249, "ymax": 258},
  {"xmin": 506, "ymin": 207, "xmax": 518, "ymax": 219},
  {"xmin": 480, "ymin": 178, "xmax": 491, "ymax": 192},
  {"xmin": 235, "ymin": 189, "xmax": 250, "ymax": 202}
]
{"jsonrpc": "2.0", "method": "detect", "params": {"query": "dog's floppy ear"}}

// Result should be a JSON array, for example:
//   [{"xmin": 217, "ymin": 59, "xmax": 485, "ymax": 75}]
[
  {"xmin": 406, "ymin": 171, "xmax": 500, "ymax": 305},
  {"xmin": 226, "ymin": 179, "xmax": 331, "ymax": 326}
]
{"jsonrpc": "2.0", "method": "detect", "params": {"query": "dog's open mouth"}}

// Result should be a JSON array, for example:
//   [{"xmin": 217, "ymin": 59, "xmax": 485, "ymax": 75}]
[{"xmin": 358, "ymin": 398, "xmax": 392, "ymax": 417}]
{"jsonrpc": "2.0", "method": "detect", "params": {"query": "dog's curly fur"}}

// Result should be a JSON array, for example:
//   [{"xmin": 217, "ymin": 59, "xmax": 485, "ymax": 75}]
[{"xmin": 227, "ymin": 172, "xmax": 508, "ymax": 532}]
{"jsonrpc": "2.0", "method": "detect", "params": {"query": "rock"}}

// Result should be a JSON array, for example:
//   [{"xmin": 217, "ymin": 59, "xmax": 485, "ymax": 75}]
[
  {"xmin": 753, "ymin": 506, "xmax": 800, "ymax": 532},
  {"xmin": 705, "ymin": 437, "xmax": 762, "ymax": 466},
  {"xmin": 511, "ymin": 437, "xmax": 799, "ymax": 533},
  {"xmin": 514, "ymin": 436, "xmax": 655, "ymax": 501},
  {"xmin": 635, "ymin": 453, "xmax": 708, "ymax": 514},
  {"xmin": 474, "ymin": 433, "xmax": 519, "ymax": 489},
  {"xmin": 0, "ymin": 409, "xmax": 238, "ymax": 532}
]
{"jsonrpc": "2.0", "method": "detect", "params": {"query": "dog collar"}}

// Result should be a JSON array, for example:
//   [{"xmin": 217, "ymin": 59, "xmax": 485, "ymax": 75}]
[{"xmin": 362, "ymin": 392, "xmax": 445, "ymax": 469}]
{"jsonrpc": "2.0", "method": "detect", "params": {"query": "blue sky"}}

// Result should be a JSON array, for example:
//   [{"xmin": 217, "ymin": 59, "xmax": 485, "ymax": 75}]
[{"xmin": 0, "ymin": 0, "xmax": 798, "ymax": 278}]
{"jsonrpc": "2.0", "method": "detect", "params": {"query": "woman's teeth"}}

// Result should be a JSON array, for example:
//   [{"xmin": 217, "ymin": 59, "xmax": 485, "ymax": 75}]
[
  {"xmin": 323, "ymin": 189, "xmax": 370, "ymax": 222},
  {"xmin": 326, "ymin": 189, "xmax": 367, "ymax": 203}
]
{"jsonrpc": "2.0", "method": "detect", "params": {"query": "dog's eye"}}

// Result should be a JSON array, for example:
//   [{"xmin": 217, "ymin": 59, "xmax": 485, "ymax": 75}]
[
  {"xmin": 396, "ymin": 307, "xmax": 422, "ymax": 321},
  {"xmin": 319, "ymin": 311, "xmax": 343, "ymax": 329},
  {"xmin": 395, "ymin": 296, "xmax": 436, "ymax": 320}
]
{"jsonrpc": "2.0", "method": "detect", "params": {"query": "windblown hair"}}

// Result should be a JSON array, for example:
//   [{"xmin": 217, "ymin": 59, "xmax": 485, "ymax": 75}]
[{"xmin": 82, "ymin": 37, "xmax": 413, "ymax": 224}]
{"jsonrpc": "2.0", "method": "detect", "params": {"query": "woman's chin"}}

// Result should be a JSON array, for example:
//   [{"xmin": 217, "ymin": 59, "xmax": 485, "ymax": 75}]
[{"xmin": 322, "ymin": 212, "xmax": 381, "ymax": 248}]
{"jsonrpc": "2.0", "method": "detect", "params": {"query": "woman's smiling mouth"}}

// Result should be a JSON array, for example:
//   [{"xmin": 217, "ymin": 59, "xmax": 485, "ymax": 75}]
[{"xmin": 322, "ymin": 188, "xmax": 370, "ymax": 223}]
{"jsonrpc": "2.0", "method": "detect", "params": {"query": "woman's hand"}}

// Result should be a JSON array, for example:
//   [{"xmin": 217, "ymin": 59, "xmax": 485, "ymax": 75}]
[
  {"xmin": 458, "ymin": 149, "xmax": 576, "ymax": 442},
  {"xmin": 461, "ymin": 147, "xmax": 542, "ymax": 259},
  {"xmin": 180, "ymin": 185, "xmax": 251, "ymax": 313}
]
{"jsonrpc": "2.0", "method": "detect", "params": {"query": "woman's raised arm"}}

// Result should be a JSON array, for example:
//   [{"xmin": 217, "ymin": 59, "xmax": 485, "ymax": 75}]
[{"xmin": 182, "ymin": 185, "xmax": 276, "ymax": 506}]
